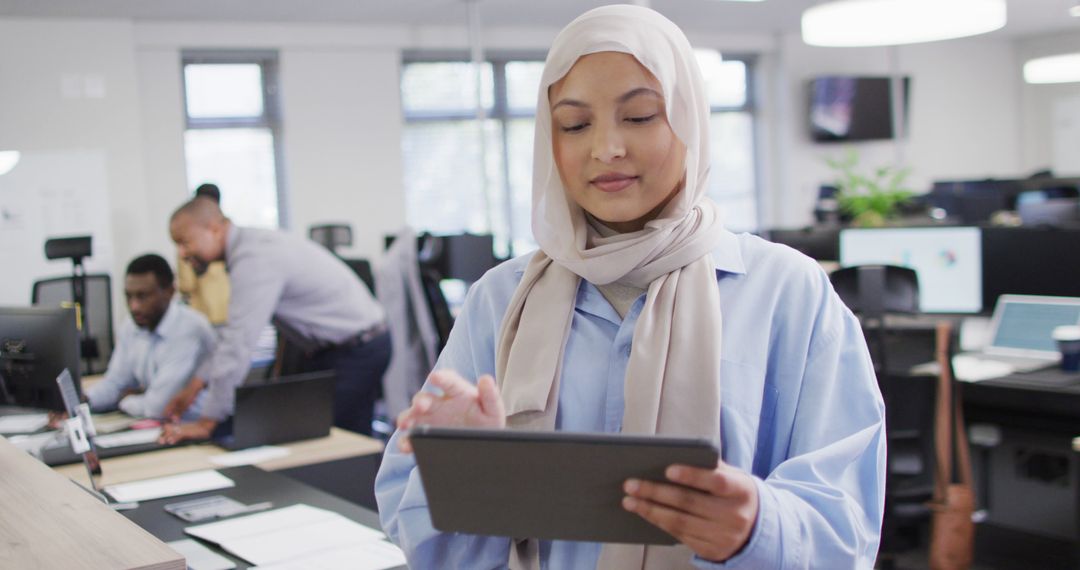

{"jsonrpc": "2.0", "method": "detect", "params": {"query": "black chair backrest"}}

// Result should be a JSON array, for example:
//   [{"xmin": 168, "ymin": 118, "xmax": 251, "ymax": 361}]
[
  {"xmin": 32, "ymin": 274, "xmax": 114, "ymax": 375},
  {"xmin": 309, "ymin": 224, "xmax": 353, "ymax": 254},
  {"xmin": 829, "ymin": 265, "xmax": 919, "ymax": 319},
  {"xmin": 829, "ymin": 264, "xmax": 919, "ymax": 380},
  {"xmin": 342, "ymin": 258, "xmax": 376, "ymax": 296}
]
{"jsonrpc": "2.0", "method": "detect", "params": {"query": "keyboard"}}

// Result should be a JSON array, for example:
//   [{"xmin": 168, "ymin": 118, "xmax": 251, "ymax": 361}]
[
  {"xmin": 93, "ymin": 427, "xmax": 162, "ymax": 449},
  {"xmin": 39, "ymin": 429, "xmax": 171, "ymax": 466}
]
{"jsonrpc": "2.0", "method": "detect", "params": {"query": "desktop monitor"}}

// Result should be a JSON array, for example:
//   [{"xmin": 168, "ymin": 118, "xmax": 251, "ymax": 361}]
[
  {"xmin": 0, "ymin": 306, "xmax": 82, "ymax": 411},
  {"xmin": 981, "ymin": 227, "xmax": 1080, "ymax": 311},
  {"xmin": 839, "ymin": 227, "xmax": 982, "ymax": 313}
]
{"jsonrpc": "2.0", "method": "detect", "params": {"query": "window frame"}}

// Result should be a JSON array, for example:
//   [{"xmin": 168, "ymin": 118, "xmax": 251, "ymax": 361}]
[
  {"xmin": 402, "ymin": 50, "xmax": 546, "ymax": 256},
  {"xmin": 180, "ymin": 50, "xmax": 289, "ymax": 229}
]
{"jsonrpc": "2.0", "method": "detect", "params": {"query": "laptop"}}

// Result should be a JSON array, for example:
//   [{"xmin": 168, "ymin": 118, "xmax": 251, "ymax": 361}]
[
  {"xmin": 41, "ymin": 370, "xmax": 336, "ymax": 465},
  {"xmin": 216, "ymin": 370, "xmax": 336, "ymax": 450},
  {"xmin": 957, "ymin": 295, "xmax": 1080, "ymax": 376}
]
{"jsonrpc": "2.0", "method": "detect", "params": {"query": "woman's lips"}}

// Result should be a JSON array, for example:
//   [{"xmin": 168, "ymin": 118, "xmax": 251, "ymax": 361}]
[{"xmin": 591, "ymin": 174, "xmax": 637, "ymax": 193}]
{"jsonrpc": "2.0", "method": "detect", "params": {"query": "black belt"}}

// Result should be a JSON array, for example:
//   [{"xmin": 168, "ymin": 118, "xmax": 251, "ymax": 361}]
[{"xmin": 338, "ymin": 322, "xmax": 389, "ymax": 348}]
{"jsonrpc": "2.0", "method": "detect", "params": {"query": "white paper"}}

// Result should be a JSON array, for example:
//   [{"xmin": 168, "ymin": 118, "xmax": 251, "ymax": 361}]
[
  {"xmin": 209, "ymin": 445, "xmax": 290, "ymax": 467},
  {"xmin": 223, "ymin": 517, "xmax": 386, "ymax": 565},
  {"xmin": 166, "ymin": 538, "xmax": 237, "ymax": 570},
  {"xmin": 186, "ymin": 504, "xmax": 337, "ymax": 544},
  {"xmin": 251, "ymin": 541, "xmax": 406, "ymax": 570},
  {"xmin": 0, "ymin": 413, "xmax": 49, "ymax": 434},
  {"xmin": 185, "ymin": 504, "xmax": 388, "ymax": 567},
  {"xmin": 952, "ymin": 355, "xmax": 1015, "ymax": 383},
  {"xmin": 105, "ymin": 470, "xmax": 235, "ymax": 503}
]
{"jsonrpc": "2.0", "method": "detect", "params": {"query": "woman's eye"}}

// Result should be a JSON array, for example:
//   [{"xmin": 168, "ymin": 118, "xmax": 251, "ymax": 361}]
[
  {"xmin": 560, "ymin": 123, "xmax": 589, "ymax": 133},
  {"xmin": 626, "ymin": 114, "xmax": 657, "ymax": 124}
]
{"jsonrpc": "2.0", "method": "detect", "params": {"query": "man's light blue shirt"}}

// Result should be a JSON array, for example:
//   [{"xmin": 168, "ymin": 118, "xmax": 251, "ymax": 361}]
[
  {"xmin": 376, "ymin": 231, "xmax": 886, "ymax": 569},
  {"xmin": 86, "ymin": 301, "xmax": 213, "ymax": 420}
]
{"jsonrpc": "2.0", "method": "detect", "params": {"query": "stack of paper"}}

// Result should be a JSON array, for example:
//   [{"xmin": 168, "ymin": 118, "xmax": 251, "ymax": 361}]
[{"xmin": 185, "ymin": 504, "xmax": 405, "ymax": 570}]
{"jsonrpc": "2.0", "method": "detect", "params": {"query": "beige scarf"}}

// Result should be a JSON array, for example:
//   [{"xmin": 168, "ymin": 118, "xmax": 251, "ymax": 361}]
[{"xmin": 496, "ymin": 5, "xmax": 727, "ymax": 569}]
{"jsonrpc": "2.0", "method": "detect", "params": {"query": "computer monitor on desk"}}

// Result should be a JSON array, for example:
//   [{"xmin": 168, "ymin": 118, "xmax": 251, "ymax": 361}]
[
  {"xmin": 0, "ymin": 306, "xmax": 82, "ymax": 411},
  {"xmin": 839, "ymin": 227, "xmax": 983, "ymax": 313}
]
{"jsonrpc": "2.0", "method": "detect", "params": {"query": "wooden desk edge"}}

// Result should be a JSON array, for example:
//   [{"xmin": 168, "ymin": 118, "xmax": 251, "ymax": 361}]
[{"xmin": 53, "ymin": 427, "xmax": 383, "ymax": 486}]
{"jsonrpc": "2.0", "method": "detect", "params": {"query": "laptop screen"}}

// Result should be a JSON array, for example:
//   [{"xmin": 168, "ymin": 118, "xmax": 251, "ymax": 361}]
[{"xmin": 991, "ymin": 296, "xmax": 1080, "ymax": 353}]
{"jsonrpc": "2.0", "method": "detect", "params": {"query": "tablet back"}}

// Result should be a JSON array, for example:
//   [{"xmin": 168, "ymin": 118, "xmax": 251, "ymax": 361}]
[{"xmin": 410, "ymin": 427, "xmax": 718, "ymax": 545}]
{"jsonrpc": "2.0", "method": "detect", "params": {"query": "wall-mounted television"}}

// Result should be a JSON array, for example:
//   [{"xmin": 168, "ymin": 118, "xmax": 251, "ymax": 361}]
[{"xmin": 808, "ymin": 76, "xmax": 910, "ymax": 142}]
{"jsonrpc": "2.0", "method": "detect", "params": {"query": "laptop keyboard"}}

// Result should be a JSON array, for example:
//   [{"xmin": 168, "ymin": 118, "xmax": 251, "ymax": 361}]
[{"xmin": 93, "ymin": 427, "xmax": 162, "ymax": 448}]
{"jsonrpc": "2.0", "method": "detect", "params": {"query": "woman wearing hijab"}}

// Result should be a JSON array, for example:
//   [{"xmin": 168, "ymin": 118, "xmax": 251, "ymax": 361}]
[{"xmin": 376, "ymin": 5, "xmax": 885, "ymax": 569}]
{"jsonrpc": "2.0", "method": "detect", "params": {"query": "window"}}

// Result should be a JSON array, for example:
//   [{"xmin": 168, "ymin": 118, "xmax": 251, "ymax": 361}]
[
  {"xmin": 400, "ymin": 51, "xmax": 758, "ymax": 255},
  {"xmin": 182, "ymin": 52, "xmax": 285, "ymax": 229},
  {"xmin": 401, "ymin": 55, "xmax": 544, "ymax": 257},
  {"xmin": 695, "ymin": 50, "xmax": 759, "ymax": 232}
]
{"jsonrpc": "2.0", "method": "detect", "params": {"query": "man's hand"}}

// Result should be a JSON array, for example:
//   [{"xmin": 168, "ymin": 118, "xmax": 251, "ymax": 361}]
[
  {"xmin": 159, "ymin": 417, "xmax": 217, "ymax": 444},
  {"xmin": 47, "ymin": 411, "xmax": 69, "ymax": 430},
  {"xmin": 163, "ymin": 377, "xmax": 206, "ymax": 422},
  {"xmin": 396, "ymin": 370, "xmax": 506, "ymax": 453},
  {"xmin": 622, "ymin": 461, "xmax": 759, "ymax": 563}
]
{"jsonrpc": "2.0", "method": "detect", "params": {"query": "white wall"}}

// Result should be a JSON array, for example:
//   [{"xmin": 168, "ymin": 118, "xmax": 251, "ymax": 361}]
[
  {"xmin": 1016, "ymin": 31, "xmax": 1080, "ymax": 175},
  {"xmin": 771, "ymin": 33, "xmax": 1024, "ymax": 228},
  {"xmin": 279, "ymin": 48, "xmax": 405, "ymax": 259},
  {"xmin": 0, "ymin": 18, "xmax": 150, "ymax": 327}
]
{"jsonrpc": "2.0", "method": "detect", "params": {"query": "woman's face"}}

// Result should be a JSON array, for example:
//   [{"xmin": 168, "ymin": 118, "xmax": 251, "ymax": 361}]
[{"xmin": 549, "ymin": 51, "xmax": 686, "ymax": 233}]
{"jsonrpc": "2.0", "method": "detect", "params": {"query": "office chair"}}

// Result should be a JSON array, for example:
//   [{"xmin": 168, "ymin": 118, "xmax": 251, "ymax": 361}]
[
  {"xmin": 829, "ymin": 265, "xmax": 939, "ymax": 567},
  {"xmin": 308, "ymin": 223, "xmax": 377, "ymax": 295},
  {"xmin": 309, "ymin": 224, "xmax": 352, "ymax": 254},
  {"xmin": 32, "ymin": 274, "xmax": 114, "ymax": 376}
]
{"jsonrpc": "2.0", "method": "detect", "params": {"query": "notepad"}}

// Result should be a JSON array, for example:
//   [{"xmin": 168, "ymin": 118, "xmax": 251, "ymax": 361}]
[
  {"xmin": 105, "ymin": 469, "xmax": 235, "ymax": 503},
  {"xmin": 209, "ymin": 445, "xmax": 290, "ymax": 467},
  {"xmin": 166, "ymin": 539, "xmax": 236, "ymax": 570},
  {"xmin": 185, "ymin": 504, "xmax": 401, "ymax": 568}
]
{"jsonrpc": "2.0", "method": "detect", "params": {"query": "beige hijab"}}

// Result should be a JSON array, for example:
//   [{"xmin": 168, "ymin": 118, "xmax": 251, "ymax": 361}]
[{"xmin": 496, "ymin": 5, "xmax": 726, "ymax": 569}]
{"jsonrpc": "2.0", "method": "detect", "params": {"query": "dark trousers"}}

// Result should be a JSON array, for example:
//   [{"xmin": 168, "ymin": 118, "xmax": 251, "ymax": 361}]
[{"xmin": 300, "ymin": 331, "xmax": 392, "ymax": 436}]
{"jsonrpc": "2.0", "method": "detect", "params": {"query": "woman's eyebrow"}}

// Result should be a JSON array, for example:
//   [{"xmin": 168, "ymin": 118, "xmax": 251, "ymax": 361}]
[
  {"xmin": 617, "ymin": 87, "xmax": 662, "ymax": 103},
  {"xmin": 552, "ymin": 86, "xmax": 662, "ymax": 111}
]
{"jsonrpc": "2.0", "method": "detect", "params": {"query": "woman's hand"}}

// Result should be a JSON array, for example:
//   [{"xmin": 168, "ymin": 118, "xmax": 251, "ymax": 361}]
[
  {"xmin": 396, "ymin": 370, "xmax": 506, "ymax": 453},
  {"xmin": 622, "ymin": 460, "xmax": 759, "ymax": 563}
]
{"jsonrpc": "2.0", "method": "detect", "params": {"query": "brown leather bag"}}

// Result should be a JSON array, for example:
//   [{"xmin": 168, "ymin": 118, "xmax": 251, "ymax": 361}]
[{"xmin": 928, "ymin": 321, "xmax": 975, "ymax": 570}]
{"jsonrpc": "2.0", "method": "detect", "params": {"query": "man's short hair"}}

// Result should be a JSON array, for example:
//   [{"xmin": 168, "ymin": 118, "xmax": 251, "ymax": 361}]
[
  {"xmin": 126, "ymin": 254, "xmax": 175, "ymax": 289},
  {"xmin": 194, "ymin": 183, "xmax": 221, "ymax": 203}
]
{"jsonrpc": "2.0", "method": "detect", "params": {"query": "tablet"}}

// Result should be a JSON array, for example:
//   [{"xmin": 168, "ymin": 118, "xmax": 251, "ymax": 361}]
[{"xmin": 409, "ymin": 426, "xmax": 719, "ymax": 545}]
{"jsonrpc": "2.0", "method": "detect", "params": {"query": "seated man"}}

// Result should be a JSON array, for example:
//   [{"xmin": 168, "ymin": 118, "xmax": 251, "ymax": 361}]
[{"xmin": 84, "ymin": 254, "xmax": 214, "ymax": 420}]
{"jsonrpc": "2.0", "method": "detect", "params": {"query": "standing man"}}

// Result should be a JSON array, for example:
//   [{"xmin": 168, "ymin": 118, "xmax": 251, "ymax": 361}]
[
  {"xmin": 162, "ymin": 197, "xmax": 390, "ymax": 441},
  {"xmin": 177, "ymin": 183, "xmax": 230, "ymax": 325},
  {"xmin": 85, "ymin": 254, "xmax": 214, "ymax": 419}
]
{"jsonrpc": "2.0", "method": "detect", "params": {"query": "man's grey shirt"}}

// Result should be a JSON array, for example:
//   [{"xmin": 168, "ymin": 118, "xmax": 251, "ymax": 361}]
[{"xmin": 195, "ymin": 225, "xmax": 385, "ymax": 420}]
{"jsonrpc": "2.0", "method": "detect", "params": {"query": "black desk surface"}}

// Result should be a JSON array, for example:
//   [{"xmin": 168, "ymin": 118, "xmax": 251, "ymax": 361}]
[
  {"xmin": 121, "ymin": 465, "xmax": 405, "ymax": 570},
  {"xmin": 962, "ymin": 368, "xmax": 1080, "ymax": 431}
]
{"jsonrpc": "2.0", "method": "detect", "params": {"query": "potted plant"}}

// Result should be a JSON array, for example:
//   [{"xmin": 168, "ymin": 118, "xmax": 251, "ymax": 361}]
[{"xmin": 825, "ymin": 149, "xmax": 914, "ymax": 227}]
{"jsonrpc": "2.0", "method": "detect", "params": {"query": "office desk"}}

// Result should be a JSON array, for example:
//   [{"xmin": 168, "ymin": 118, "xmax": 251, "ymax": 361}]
[
  {"xmin": 959, "ymin": 368, "xmax": 1080, "ymax": 567},
  {"xmin": 122, "ymin": 465, "xmax": 405, "ymax": 570},
  {"xmin": 55, "ymin": 427, "xmax": 383, "ymax": 487},
  {"xmin": 0, "ymin": 436, "xmax": 184, "ymax": 570}
]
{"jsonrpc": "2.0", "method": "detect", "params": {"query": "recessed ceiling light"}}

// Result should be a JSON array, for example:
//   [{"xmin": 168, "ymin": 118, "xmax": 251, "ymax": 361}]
[
  {"xmin": 802, "ymin": 0, "xmax": 1007, "ymax": 47},
  {"xmin": 1024, "ymin": 53, "xmax": 1080, "ymax": 84},
  {"xmin": 0, "ymin": 151, "xmax": 20, "ymax": 176}
]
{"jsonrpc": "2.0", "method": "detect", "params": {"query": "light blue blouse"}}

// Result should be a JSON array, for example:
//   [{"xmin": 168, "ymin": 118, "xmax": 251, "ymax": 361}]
[{"xmin": 376, "ymin": 230, "xmax": 885, "ymax": 569}]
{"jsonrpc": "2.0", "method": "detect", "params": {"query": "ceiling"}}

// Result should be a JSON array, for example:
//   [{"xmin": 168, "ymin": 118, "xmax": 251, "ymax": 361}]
[{"xmin": 0, "ymin": 0, "xmax": 1077, "ymax": 39}]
